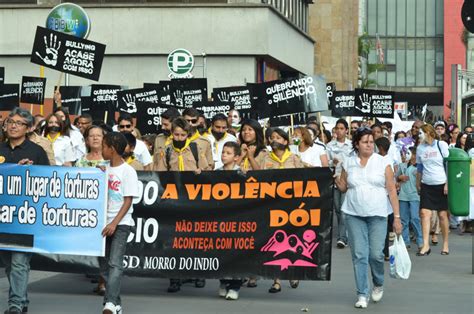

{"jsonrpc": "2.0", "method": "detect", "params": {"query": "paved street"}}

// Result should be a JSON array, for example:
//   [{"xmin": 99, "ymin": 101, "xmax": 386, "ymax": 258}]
[{"xmin": 0, "ymin": 233, "xmax": 472, "ymax": 314}]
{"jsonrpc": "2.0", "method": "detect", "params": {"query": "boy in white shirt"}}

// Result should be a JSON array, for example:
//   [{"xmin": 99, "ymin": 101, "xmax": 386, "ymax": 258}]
[{"xmin": 100, "ymin": 132, "xmax": 139, "ymax": 314}]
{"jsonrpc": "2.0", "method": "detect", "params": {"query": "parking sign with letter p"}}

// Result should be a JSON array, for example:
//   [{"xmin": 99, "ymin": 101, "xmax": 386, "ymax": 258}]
[{"xmin": 167, "ymin": 48, "xmax": 194, "ymax": 78}]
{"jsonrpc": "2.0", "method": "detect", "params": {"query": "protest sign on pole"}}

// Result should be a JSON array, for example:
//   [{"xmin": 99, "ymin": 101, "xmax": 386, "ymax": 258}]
[
  {"xmin": 269, "ymin": 112, "xmax": 307, "ymax": 127},
  {"xmin": 20, "ymin": 76, "xmax": 47, "ymax": 105},
  {"xmin": 194, "ymin": 101, "xmax": 234, "ymax": 119},
  {"xmin": 355, "ymin": 88, "xmax": 395, "ymax": 118},
  {"xmin": 135, "ymin": 102, "xmax": 180, "ymax": 135},
  {"xmin": 90, "ymin": 85, "xmax": 121, "ymax": 124},
  {"xmin": 0, "ymin": 84, "xmax": 20, "ymax": 111},
  {"xmin": 0, "ymin": 164, "xmax": 106, "ymax": 256},
  {"xmin": 169, "ymin": 78, "xmax": 207, "ymax": 109},
  {"xmin": 0, "ymin": 67, "xmax": 4, "ymax": 86},
  {"xmin": 331, "ymin": 91, "xmax": 358, "ymax": 117},
  {"xmin": 31, "ymin": 26, "xmax": 106, "ymax": 81},
  {"xmin": 212, "ymin": 86, "xmax": 254, "ymax": 119},
  {"xmin": 326, "ymin": 83, "xmax": 336, "ymax": 110},
  {"xmin": 116, "ymin": 88, "xmax": 160, "ymax": 116},
  {"xmin": 54, "ymin": 86, "xmax": 82, "ymax": 114},
  {"xmin": 28, "ymin": 168, "xmax": 333, "ymax": 280}
]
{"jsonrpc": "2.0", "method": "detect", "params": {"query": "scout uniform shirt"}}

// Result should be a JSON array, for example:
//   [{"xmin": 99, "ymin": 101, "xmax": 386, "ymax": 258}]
[
  {"xmin": 152, "ymin": 133, "xmax": 172, "ymax": 170},
  {"xmin": 156, "ymin": 139, "xmax": 209, "ymax": 171},
  {"xmin": 189, "ymin": 130, "xmax": 214, "ymax": 170},
  {"xmin": 239, "ymin": 148, "xmax": 269, "ymax": 171},
  {"xmin": 260, "ymin": 149, "xmax": 304, "ymax": 169}
]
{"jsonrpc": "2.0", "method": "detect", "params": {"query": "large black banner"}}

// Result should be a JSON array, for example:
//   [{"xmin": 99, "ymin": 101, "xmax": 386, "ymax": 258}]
[
  {"xmin": 29, "ymin": 168, "xmax": 333, "ymax": 280},
  {"xmin": 30, "ymin": 26, "xmax": 106, "ymax": 81},
  {"xmin": 170, "ymin": 78, "xmax": 207, "ymax": 108},
  {"xmin": 355, "ymin": 88, "xmax": 394, "ymax": 118},
  {"xmin": 55, "ymin": 86, "xmax": 82, "ymax": 114},
  {"xmin": 212, "ymin": 86, "xmax": 254, "ymax": 119},
  {"xmin": 20, "ymin": 76, "xmax": 46, "ymax": 105},
  {"xmin": 0, "ymin": 84, "xmax": 19, "ymax": 111}
]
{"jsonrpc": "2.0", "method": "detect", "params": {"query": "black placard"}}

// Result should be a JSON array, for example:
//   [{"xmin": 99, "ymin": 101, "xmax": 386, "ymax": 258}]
[
  {"xmin": 212, "ymin": 86, "xmax": 254, "ymax": 119},
  {"xmin": 117, "ymin": 88, "xmax": 160, "ymax": 116},
  {"xmin": 269, "ymin": 112, "xmax": 307, "ymax": 127},
  {"xmin": 194, "ymin": 101, "xmax": 234, "ymax": 119},
  {"xmin": 90, "ymin": 85, "xmax": 121, "ymax": 124},
  {"xmin": 135, "ymin": 102, "xmax": 179, "ymax": 135},
  {"xmin": 355, "ymin": 88, "xmax": 395, "ymax": 118},
  {"xmin": 331, "ymin": 91, "xmax": 357, "ymax": 117},
  {"xmin": 54, "ymin": 86, "xmax": 82, "ymax": 114},
  {"xmin": 0, "ymin": 84, "xmax": 19, "ymax": 111},
  {"xmin": 30, "ymin": 26, "xmax": 106, "ymax": 81},
  {"xmin": 326, "ymin": 83, "xmax": 335, "ymax": 110},
  {"xmin": 170, "ymin": 78, "xmax": 207, "ymax": 108},
  {"xmin": 20, "ymin": 76, "xmax": 46, "ymax": 105},
  {"xmin": 0, "ymin": 67, "xmax": 4, "ymax": 86}
]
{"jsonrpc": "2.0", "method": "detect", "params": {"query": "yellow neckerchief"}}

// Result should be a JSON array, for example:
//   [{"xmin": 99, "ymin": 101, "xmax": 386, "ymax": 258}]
[
  {"xmin": 164, "ymin": 135, "xmax": 173, "ymax": 146},
  {"xmin": 126, "ymin": 155, "xmax": 135, "ymax": 165},
  {"xmin": 243, "ymin": 157, "xmax": 249, "ymax": 170},
  {"xmin": 202, "ymin": 127, "xmax": 212, "ymax": 137},
  {"xmin": 270, "ymin": 149, "xmax": 292, "ymax": 169},
  {"xmin": 47, "ymin": 133, "xmax": 61, "ymax": 143},
  {"xmin": 189, "ymin": 131, "xmax": 201, "ymax": 142},
  {"xmin": 172, "ymin": 138, "xmax": 192, "ymax": 171}
]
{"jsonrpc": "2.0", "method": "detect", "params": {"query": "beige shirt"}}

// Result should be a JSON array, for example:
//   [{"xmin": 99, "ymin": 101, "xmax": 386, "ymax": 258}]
[
  {"xmin": 156, "ymin": 144, "xmax": 209, "ymax": 171},
  {"xmin": 260, "ymin": 153, "xmax": 304, "ymax": 170},
  {"xmin": 29, "ymin": 132, "xmax": 56, "ymax": 166}
]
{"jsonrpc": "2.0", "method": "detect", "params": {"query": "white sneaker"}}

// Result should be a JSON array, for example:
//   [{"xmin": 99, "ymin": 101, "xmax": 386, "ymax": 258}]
[
  {"xmin": 354, "ymin": 296, "xmax": 368, "ymax": 309},
  {"xmin": 225, "ymin": 289, "xmax": 239, "ymax": 300},
  {"xmin": 102, "ymin": 302, "xmax": 116, "ymax": 314},
  {"xmin": 218, "ymin": 283, "xmax": 227, "ymax": 297},
  {"xmin": 116, "ymin": 305, "xmax": 122, "ymax": 314},
  {"xmin": 371, "ymin": 286, "xmax": 384, "ymax": 302}
]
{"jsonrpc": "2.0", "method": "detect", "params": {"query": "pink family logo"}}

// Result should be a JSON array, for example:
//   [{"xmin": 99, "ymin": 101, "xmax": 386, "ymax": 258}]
[{"xmin": 261, "ymin": 229, "xmax": 319, "ymax": 270}]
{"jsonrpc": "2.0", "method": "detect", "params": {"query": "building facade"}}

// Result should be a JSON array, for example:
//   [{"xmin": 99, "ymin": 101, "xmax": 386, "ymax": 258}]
[{"xmin": 0, "ymin": 0, "xmax": 315, "ymax": 100}]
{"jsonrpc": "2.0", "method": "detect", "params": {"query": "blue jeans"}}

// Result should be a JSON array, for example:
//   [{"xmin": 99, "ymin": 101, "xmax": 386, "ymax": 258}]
[
  {"xmin": 399, "ymin": 200, "xmax": 423, "ymax": 247},
  {"xmin": 99, "ymin": 225, "xmax": 131, "ymax": 306},
  {"xmin": 333, "ymin": 188, "xmax": 347, "ymax": 243},
  {"xmin": 0, "ymin": 251, "xmax": 32, "ymax": 311},
  {"xmin": 345, "ymin": 214, "xmax": 387, "ymax": 297}
]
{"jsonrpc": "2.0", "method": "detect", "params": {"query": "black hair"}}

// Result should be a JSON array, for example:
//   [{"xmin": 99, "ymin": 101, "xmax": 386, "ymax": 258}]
[
  {"xmin": 371, "ymin": 123, "xmax": 383, "ymax": 131},
  {"xmin": 223, "ymin": 141, "xmax": 241, "ymax": 156},
  {"xmin": 211, "ymin": 113, "xmax": 227, "ymax": 124},
  {"xmin": 351, "ymin": 120, "xmax": 361, "ymax": 127},
  {"xmin": 322, "ymin": 130, "xmax": 332, "ymax": 144},
  {"xmin": 123, "ymin": 132, "xmax": 137, "ymax": 148},
  {"xmin": 182, "ymin": 107, "xmax": 199, "ymax": 118},
  {"xmin": 79, "ymin": 113, "xmax": 92, "ymax": 121},
  {"xmin": 93, "ymin": 120, "xmax": 113, "ymax": 133},
  {"xmin": 53, "ymin": 107, "xmax": 72, "ymax": 135},
  {"xmin": 103, "ymin": 132, "xmax": 127, "ymax": 155},
  {"xmin": 464, "ymin": 125, "xmax": 473, "ymax": 132},
  {"xmin": 161, "ymin": 108, "xmax": 181, "ymax": 122},
  {"xmin": 238, "ymin": 119, "xmax": 266, "ymax": 157},
  {"xmin": 171, "ymin": 117, "xmax": 191, "ymax": 134},
  {"xmin": 271, "ymin": 127, "xmax": 290, "ymax": 150},
  {"xmin": 265, "ymin": 127, "xmax": 275, "ymax": 142},
  {"xmin": 394, "ymin": 131, "xmax": 406, "ymax": 141},
  {"xmin": 118, "ymin": 113, "xmax": 133, "ymax": 124},
  {"xmin": 382, "ymin": 121, "xmax": 393, "ymax": 130},
  {"xmin": 375, "ymin": 136, "xmax": 390, "ymax": 153},
  {"xmin": 465, "ymin": 133, "xmax": 474, "ymax": 152},
  {"xmin": 352, "ymin": 127, "xmax": 373, "ymax": 154},
  {"xmin": 335, "ymin": 118, "xmax": 348, "ymax": 130}
]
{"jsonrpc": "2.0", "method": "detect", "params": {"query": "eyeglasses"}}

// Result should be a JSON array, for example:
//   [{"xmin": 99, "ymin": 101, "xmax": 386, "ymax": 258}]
[
  {"xmin": 185, "ymin": 119, "xmax": 198, "ymax": 124},
  {"xmin": 5, "ymin": 119, "xmax": 28, "ymax": 127},
  {"xmin": 118, "ymin": 124, "xmax": 132, "ymax": 129}
]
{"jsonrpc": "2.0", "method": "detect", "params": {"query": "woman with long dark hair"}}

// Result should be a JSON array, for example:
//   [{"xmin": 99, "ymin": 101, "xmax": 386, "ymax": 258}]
[{"xmin": 238, "ymin": 119, "xmax": 268, "ymax": 171}]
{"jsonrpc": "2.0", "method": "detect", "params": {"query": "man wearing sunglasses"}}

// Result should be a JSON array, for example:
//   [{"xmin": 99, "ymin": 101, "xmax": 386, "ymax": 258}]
[
  {"xmin": 0, "ymin": 108, "xmax": 50, "ymax": 314},
  {"xmin": 117, "ymin": 114, "xmax": 152, "ymax": 170},
  {"xmin": 182, "ymin": 108, "xmax": 214, "ymax": 170}
]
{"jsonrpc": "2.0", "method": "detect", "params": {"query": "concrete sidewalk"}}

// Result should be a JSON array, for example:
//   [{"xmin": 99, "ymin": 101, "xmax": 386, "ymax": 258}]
[{"xmin": 0, "ymin": 233, "xmax": 472, "ymax": 314}]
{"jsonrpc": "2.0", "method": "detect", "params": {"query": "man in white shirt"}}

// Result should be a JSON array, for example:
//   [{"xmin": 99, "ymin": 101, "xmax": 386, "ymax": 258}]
[
  {"xmin": 327, "ymin": 119, "xmax": 353, "ymax": 249},
  {"xmin": 117, "ymin": 113, "xmax": 152, "ymax": 170},
  {"xmin": 204, "ymin": 114, "xmax": 237, "ymax": 170}
]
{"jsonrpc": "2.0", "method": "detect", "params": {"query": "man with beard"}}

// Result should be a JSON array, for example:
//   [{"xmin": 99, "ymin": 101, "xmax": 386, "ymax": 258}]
[
  {"xmin": 152, "ymin": 108, "xmax": 181, "ymax": 170},
  {"xmin": 117, "ymin": 113, "xmax": 152, "ymax": 170},
  {"xmin": 182, "ymin": 108, "xmax": 214, "ymax": 170},
  {"xmin": 204, "ymin": 113, "xmax": 237, "ymax": 170}
]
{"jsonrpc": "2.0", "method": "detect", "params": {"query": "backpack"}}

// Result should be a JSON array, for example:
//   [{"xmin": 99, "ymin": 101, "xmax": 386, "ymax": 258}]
[{"xmin": 165, "ymin": 142, "xmax": 199, "ymax": 171}]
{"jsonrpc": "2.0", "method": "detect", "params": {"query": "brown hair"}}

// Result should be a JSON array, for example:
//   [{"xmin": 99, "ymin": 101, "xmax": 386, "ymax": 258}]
[
  {"xmin": 294, "ymin": 127, "xmax": 313, "ymax": 146},
  {"xmin": 420, "ymin": 124, "xmax": 438, "ymax": 140},
  {"xmin": 43, "ymin": 113, "xmax": 66, "ymax": 137}
]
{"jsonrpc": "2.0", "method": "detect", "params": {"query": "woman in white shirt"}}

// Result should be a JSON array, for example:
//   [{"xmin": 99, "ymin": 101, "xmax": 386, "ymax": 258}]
[
  {"xmin": 335, "ymin": 127, "xmax": 401, "ymax": 309},
  {"xmin": 292, "ymin": 127, "xmax": 328, "ymax": 167},
  {"xmin": 44, "ymin": 113, "xmax": 75, "ymax": 166},
  {"xmin": 416, "ymin": 124, "xmax": 450, "ymax": 256}
]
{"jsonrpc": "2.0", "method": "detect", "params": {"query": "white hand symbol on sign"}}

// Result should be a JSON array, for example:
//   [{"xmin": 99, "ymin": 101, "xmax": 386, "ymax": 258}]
[
  {"xmin": 174, "ymin": 90, "xmax": 183, "ymax": 107},
  {"xmin": 36, "ymin": 33, "xmax": 61, "ymax": 67},
  {"xmin": 217, "ymin": 92, "xmax": 230, "ymax": 102},
  {"xmin": 122, "ymin": 94, "xmax": 137, "ymax": 113},
  {"xmin": 356, "ymin": 93, "xmax": 371, "ymax": 114}
]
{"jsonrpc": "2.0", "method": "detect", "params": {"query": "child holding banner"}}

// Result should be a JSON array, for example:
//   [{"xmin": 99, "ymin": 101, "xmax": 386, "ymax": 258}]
[
  {"xmin": 260, "ymin": 127, "xmax": 304, "ymax": 293},
  {"xmin": 100, "ymin": 132, "xmax": 139, "ymax": 314}
]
